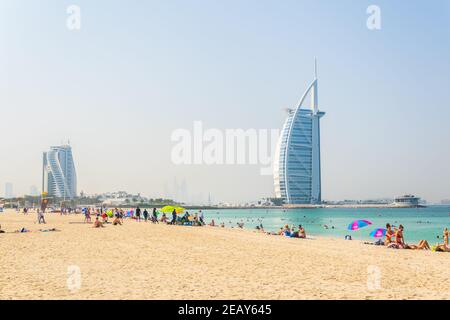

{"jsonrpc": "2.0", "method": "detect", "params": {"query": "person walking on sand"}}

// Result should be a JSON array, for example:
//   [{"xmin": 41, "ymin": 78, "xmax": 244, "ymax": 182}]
[
  {"xmin": 135, "ymin": 206, "xmax": 141, "ymax": 222},
  {"xmin": 152, "ymin": 208, "xmax": 158, "ymax": 223},
  {"xmin": 84, "ymin": 208, "xmax": 91, "ymax": 223},
  {"xmin": 199, "ymin": 210, "xmax": 205, "ymax": 225},
  {"xmin": 171, "ymin": 209, "xmax": 177, "ymax": 225},
  {"xmin": 143, "ymin": 208, "xmax": 149, "ymax": 222},
  {"xmin": 37, "ymin": 209, "xmax": 46, "ymax": 224}
]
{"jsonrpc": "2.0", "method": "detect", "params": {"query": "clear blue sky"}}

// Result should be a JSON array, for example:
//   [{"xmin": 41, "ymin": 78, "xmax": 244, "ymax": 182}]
[{"xmin": 1, "ymin": 0, "xmax": 450, "ymax": 203}]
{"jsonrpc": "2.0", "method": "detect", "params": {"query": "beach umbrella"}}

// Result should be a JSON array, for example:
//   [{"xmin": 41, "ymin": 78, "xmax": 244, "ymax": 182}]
[
  {"xmin": 347, "ymin": 219, "xmax": 372, "ymax": 231},
  {"xmin": 160, "ymin": 206, "xmax": 185, "ymax": 214},
  {"xmin": 370, "ymin": 228, "xmax": 387, "ymax": 238}
]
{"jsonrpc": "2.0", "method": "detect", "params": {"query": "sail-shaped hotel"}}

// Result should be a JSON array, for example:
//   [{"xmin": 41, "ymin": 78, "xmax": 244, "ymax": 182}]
[{"xmin": 273, "ymin": 62, "xmax": 325, "ymax": 205}]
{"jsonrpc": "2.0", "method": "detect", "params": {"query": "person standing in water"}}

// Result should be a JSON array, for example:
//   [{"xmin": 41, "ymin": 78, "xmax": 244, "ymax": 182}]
[{"xmin": 135, "ymin": 206, "xmax": 141, "ymax": 222}]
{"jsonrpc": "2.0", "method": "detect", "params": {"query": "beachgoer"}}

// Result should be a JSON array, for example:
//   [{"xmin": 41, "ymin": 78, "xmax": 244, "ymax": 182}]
[
  {"xmin": 209, "ymin": 219, "xmax": 215, "ymax": 227},
  {"xmin": 385, "ymin": 223, "xmax": 394, "ymax": 245},
  {"xmin": 37, "ymin": 209, "xmax": 46, "ymax": 224},
  {"xmin": 299, "ymin": 225, "xmax": 306, "ymax": 239},
  {"xmin": 394, "ymin": 225, "xmax": 406, "ymax": 248},
  {"xmin": 0, "ymin": 224, "xmax": 5, "ymax": 234},
  {"xmin": 283, "ymin": 224, "xmax": 291, "ymax": 236},
  {"xmin": 199, "ymin": 210, "xmax": 205, "ymax": 225},
  {"xmin": 135, "ymin": 206, "xmax": 141, "ymax": 222},
  {"xmin": 406, "ymin": 240, "xmax": 431, "ymax": 250},
  {"xmin": 152, "ymin": 208, "xmax": 158, "ymax": 223},
  {"xmin": 93, "ymin": 217, "xmax": 104, "ymax": 228},
  {"xmin": 143, "ymin": 209, "xmax": 149, "ymax": 222},
  {"xmin": 161, "ymin": 213, "xmax": 167, "ymax": 223},
  {"xmin": 113, "ymin": 217, "xmax": 122, "ymax": 226},
  {"xmin": 435, "ymin": 228, "xmax": 449, "ymax": 252},
  {"xmin": 171, "ymin": 209, "xmax": 177, "ymax": 225}
]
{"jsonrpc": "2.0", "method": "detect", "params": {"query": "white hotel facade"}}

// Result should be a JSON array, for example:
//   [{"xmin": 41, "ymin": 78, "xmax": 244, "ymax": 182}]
[{"xmin": 273, "ymin": 62, "xmax": 325, "ymax": 204}]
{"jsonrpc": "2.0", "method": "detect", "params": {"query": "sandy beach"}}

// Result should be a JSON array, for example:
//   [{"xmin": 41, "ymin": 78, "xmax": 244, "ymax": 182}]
[{"xmin": 0, "ymin": 209, "xmax": 449, "ymax": 300}]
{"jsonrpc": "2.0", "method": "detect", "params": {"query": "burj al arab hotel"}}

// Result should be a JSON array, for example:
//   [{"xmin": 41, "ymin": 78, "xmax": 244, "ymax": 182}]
[{"xmin": 273, "ymin": 61, "xmax": 325, "ymax": 205}]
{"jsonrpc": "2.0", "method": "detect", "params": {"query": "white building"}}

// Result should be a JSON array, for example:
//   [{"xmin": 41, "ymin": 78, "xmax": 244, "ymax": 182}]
[
  {"xmin": 273, "ymin": 60, "xmax": 325, "ymax": 204},
  {"xmin": 42, "ymin": 145, "xmax": 77, "ymax": 199}
]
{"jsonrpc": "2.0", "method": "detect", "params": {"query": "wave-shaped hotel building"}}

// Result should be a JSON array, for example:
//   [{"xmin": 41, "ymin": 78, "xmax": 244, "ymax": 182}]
[
  {"xmin": 274, "ymin": 62, "xmax": 325, "ymax": 205},
  {"xmin": 42, "ymin": 145, "xmax": 77, "ymax": 199}
]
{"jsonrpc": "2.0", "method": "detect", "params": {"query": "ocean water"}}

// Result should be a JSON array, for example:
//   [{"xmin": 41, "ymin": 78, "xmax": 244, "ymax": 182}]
[{"xmin": 203, "ymin": 206, "xmax": 450, "ymax": 243}]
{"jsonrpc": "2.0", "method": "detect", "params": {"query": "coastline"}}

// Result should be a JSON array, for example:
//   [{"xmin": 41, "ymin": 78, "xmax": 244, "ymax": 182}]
[{"xmin": 1, "ymin": 209, "xmax": 449, "ymax": 300}]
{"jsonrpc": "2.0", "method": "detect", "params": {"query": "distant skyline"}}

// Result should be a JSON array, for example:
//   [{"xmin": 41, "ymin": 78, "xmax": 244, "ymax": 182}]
[{"xmin": 1, "ymin": 0, "xmax": 450, "ymax": 203}]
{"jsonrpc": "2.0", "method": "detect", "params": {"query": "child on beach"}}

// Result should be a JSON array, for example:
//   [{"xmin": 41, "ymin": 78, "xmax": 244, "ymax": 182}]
[
  {"xmin": 37, "ymin": 209, "xmax": 46, "ymax": 224},
  {"xmin": 93, "ymin": 217, "xmax": 104, "ymax": 228}
]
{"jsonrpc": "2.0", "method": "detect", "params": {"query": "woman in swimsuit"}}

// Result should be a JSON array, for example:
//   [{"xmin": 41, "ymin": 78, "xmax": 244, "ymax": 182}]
[
  {"xmin": 407, "ymin": 240, "xmax": 431, "ymax": 250},
  {"xmin": 436, "ymin": 228, "xmax": 449, "ymax": 252},
  {"xmin": 395, "ymin": 225, "xmax": 406, "ymax": 248},
  {"xmin": 385, "ymin": 223, "xmax": 394, "ymax": 246}
]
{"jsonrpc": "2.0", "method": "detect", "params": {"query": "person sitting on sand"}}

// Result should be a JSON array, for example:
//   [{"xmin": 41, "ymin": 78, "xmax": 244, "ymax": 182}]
[
  {"xmin": 209, "ymin": 219, "xmax": 216, "ymax": 227},
  {"xmin": 161, "ymin": 213, "xmax": 167, "ymax": 223},
  {"xmin": 385, "ymin": 223, "xmax": 394, "ymax": 245},
  {"xmin": 299, "ymin": 225, "xmax": 306, "ymax": 239},
  {"xmin": 220, "ymin": 222, "xmax": 225, "ymax": 228},
  {"xmin": 283, "ymin": 224, "xmax": 291, "ymax": 237},
  {"xmin": 113, "ymin": 216, "xmax": 122, "ymax": 226},
  {"xmin": 435, "ymin": 228, "xmax": 449, "ymax": 252},
  {"xmin": 93, "ymin": 217, "xmax": 104, "ymax": 228},
  {"xmin": 394, "ymin": 225, "xmax": 406, "ymax": 249}
]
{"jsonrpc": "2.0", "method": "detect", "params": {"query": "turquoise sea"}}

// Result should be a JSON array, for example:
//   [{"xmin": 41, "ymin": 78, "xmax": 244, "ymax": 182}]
[{"xmin": 203, "ymin": 206, "xmax": 450, "ymax": 243}]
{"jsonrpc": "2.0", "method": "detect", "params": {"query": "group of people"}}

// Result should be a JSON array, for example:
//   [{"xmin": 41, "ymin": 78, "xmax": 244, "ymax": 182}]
[
  {"xmin": 261, "ymin": 224, "xmax": 307, "ymax": 238},
  {"xmin": 85, "ymin": 206, "xmax": 207, "ymax": 228},
  {"xmin": 383, "ymin": 223, "xmax": 449, "ymax": 251}
]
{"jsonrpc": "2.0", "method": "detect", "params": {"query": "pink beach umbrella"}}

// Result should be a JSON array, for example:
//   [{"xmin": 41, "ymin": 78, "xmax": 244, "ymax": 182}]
[
  {"xmin": 370, "ymin": 228, "xmax": 387, "ymax": 238},
  {"xmin": 347, "ymin": 219, "xmax": 372, "ymax": 231}
]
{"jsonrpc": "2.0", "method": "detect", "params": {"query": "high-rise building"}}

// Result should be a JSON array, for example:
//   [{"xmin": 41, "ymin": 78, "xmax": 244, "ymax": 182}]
[
  {"xmin": 42, "ymin": 145, "xmax": 77, "ymax": 199},
  {"xmin": 273, "ymin": 61, "xmax": 325, "ymax": 204},
  {"xmin": 5, "ymin": 183, "xmax": 14, "ymax": 199}
]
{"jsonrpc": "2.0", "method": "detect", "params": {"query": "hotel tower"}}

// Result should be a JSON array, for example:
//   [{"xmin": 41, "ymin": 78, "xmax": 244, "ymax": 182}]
[
  {"xmin": 273, "ymin": 61, "xmax": 325, "ymax": 204},
  {"xmin": 42, "ymin": 144, "xmax": 77, "ymax": 199}
]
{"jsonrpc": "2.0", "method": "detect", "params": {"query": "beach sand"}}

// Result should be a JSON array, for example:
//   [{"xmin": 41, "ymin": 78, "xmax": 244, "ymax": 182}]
[{"xmin": 0, "ymin": 209, "xmax": 449, "ymax": 300}]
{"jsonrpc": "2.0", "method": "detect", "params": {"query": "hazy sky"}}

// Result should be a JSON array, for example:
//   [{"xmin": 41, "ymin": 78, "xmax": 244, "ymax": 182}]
[{"xmin": 1, "ymin": 0, "xmax": 450, "ymax": 203}]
